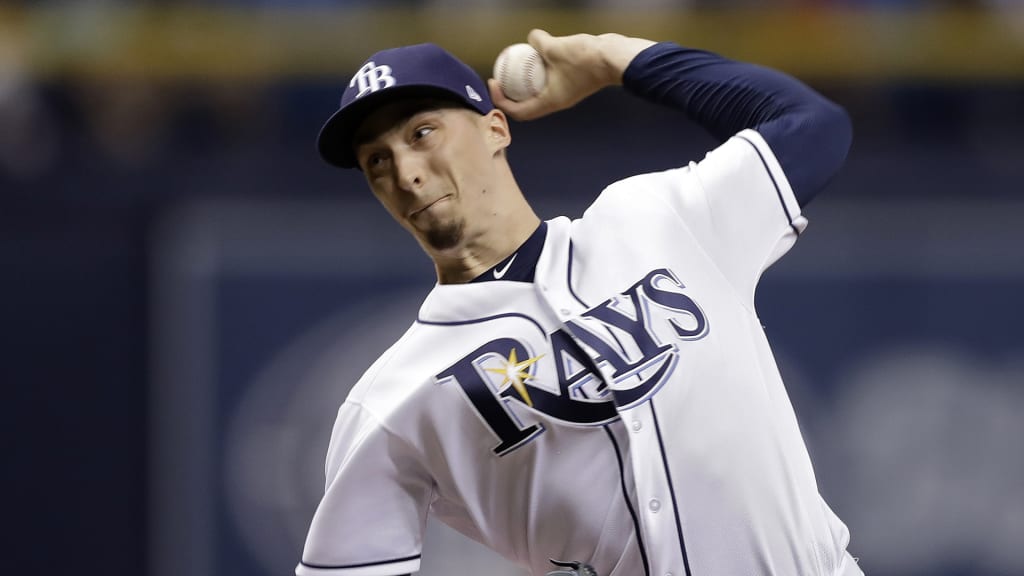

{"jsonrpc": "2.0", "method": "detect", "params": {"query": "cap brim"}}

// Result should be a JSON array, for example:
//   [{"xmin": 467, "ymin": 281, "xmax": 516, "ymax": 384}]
[{"xmin": 317, "ymin": 85, "xmax": 481, "ymax": 169}]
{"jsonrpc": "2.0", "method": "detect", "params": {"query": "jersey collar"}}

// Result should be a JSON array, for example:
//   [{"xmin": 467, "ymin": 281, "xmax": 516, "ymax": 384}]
[
  {"xmin": 417, "ymin": 218, "xmax": 572, "ymax": 324},
  {"xmin": 469, "ymin": 221, "xmax": 548, "ymax": 284}
]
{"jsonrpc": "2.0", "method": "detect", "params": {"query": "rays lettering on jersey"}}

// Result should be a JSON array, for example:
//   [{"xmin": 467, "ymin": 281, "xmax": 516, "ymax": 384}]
[{"xmin": 435, "ymin": 268, "xmax": 708, "ymax": 456}]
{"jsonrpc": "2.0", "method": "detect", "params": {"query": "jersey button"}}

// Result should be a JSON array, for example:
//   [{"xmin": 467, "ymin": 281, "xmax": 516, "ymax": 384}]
[
  {"xmin": 559, "ymin": 308, "xmax": 571, "ymax": 316},
  {"xmin": 631, "ymin": 419, "xmax": 642, "ymax": 432},
  {"xmin": 649, "ymin": 498, "xmax": 661, "ymax": 512}
]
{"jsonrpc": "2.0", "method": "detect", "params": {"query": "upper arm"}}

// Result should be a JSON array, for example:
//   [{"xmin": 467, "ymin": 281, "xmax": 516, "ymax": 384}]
[
  {"xmin": 622, "ymin": 42, "xmax": 852, "ymax": 207},
  {"xmin": 296, "ymin": 402, "xmax": 432, "ymax": 576},
  {"xmin": 756, "ymin": 98, "xmax": 852, "ymax": 207},
  {"xmin": 654, "ymin": 129, "xmax": 807, "ymax": 304}
]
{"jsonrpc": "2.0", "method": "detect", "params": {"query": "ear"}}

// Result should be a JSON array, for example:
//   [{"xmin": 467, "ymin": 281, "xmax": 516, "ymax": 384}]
[{"xmin": 482, "ymin": 108, "xmax": 511, "ymax": 153}]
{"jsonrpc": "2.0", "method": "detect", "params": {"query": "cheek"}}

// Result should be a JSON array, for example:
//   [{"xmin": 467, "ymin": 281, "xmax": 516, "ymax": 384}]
[
  {"xmin": 452, "ymin": 142, "xmax": 495, "ymax": 187},
  {"xmin": 451, "ymin": 167, "xmax": 488, "ymax": 204},
  {"xmin": 370, "ymin": 186, "xmax": 404, "ymax": 221}
]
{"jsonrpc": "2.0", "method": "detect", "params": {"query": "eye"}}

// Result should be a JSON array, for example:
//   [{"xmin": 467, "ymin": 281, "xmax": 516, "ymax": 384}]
[
  {"xmin": 412, "ymin": 125, "xmax": 435, "ymax": 141},
  {"xmin": 365, "ymin": 152, "xmax": 387, "ymax": 169}
]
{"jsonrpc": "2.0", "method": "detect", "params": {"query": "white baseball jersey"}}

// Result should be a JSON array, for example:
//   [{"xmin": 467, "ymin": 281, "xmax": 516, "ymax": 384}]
[{"xmin": 297, "ymin": 129, "xmax": 862, "ymax": 576}]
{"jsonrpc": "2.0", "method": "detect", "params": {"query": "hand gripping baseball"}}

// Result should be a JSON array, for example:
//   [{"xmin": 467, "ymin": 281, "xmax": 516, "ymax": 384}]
[{"xmin": 488, "ymin": 29, "xmax": 656, "ymax": 122}]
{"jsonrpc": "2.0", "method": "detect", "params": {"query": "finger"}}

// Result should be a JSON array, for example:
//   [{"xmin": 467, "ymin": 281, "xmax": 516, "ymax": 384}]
[
  {"xmin": 527, "ymin": 28, "xmax": 554, "ymax": 56},
  {"xmin": 487, "ymin": 78, "xmax": 514, "ymax": 111},
  {"xmin": 487, "ymin": 78, "xmax": 533, "ymax": 121},
  {"xmin": 501, "ymin": 97, "xmax": 551, "ymax": 122},
  {"xmin": 487, "ymin": 77, "xmax": 544, "ymax": 120}
]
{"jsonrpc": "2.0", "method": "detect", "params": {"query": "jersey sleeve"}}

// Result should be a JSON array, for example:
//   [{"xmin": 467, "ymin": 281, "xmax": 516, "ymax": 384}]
[
  {"xmin": 654, "ymin": 128, "xmax": 807, "ymax": 305},
  {"xmin": 296, "ymin": 401, "xmax": 433, "ymax": 576}
]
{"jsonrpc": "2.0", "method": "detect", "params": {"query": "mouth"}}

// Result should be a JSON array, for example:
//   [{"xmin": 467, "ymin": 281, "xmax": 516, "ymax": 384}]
[{"xmin": 409, "ymin": 195, "xmax": 451, "ymax": 218}]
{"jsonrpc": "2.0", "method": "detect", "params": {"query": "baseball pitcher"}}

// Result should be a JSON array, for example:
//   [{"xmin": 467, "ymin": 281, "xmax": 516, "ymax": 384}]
[{"xmin": 296, "ymin": 29, "xmax": 860, "ymax": 576}]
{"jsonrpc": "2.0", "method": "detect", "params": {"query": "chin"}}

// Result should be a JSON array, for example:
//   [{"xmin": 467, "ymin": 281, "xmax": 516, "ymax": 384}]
[{"xmin": 423, "ymin": 221, "xmax": 465, "ymax": 251}]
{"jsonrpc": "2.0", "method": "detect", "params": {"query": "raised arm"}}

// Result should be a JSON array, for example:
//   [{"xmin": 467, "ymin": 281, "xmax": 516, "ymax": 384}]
[
  {"xmin": 487, "ymin": 29, "xmax": 654, "ymax": 121},
  {"xmin": 622, "ymin": 42, "xmax": 851, "ymax": 206},
  {"xmin": 489, "ymin": 29, "xmax": 851, "ymax": 206}
]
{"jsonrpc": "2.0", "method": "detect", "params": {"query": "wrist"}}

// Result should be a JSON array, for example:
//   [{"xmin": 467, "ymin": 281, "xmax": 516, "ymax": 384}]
[{"xmin": 596, "ymin": 33, "xmax": 657, "ymax": 85}]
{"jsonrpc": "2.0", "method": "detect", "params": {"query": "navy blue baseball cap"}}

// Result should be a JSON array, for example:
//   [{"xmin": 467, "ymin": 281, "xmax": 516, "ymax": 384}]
[{"xmin": 317, "ymin": 43, "xmax": 494, "ymax": 169}]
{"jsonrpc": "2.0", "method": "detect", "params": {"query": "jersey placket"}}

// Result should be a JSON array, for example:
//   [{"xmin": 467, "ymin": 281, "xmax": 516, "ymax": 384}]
[{"xmin": 534, "ymin": 274, "xmax": 689, "ymax": 576}]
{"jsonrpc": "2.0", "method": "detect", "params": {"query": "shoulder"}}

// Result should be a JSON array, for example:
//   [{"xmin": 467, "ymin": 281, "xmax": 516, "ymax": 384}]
[
  {"xmin": 345, "ymin": 310, "xmax": 496, "ymax": 422},
  {"xmin": 603, "ymin": 165, "xmax": 693, "ymax": 198},
  {"xmin": 345, "ymin": 321, "xmax": 430, "ymax": 410},
  {"xmin": 577, "ymin": 164, "xmax": 699, "ymax": 230},
  {"xmin": 589, "ymin": 166, "xmax": 691, "ymax": 208},
  {"xmin": 588, "ymin": 130, "xmax": 788, "ymax": 215}
]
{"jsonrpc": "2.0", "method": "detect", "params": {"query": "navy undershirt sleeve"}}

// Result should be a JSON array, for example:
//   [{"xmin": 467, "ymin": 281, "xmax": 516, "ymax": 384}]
[{"xmin": 622, "ymin": 42, "xmax": 852, "ymax": 207}]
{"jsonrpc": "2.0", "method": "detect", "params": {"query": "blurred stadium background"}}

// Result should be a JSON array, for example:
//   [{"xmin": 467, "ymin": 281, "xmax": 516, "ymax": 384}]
[{"xmin": 4, "ymin": 2, "xmax": 1023, "ymax": 576}]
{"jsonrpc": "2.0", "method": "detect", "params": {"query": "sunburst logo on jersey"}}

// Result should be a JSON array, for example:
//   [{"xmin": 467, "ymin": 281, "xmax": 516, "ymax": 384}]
[{"xmin": 485, "ymin": 348, "xmax": 544, "ymax": 407}]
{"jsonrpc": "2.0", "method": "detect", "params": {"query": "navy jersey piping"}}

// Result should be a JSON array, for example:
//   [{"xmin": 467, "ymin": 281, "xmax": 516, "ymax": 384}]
[
  {"xmin": 650, "ymin": 403, "xmax": 693, "ymax": 575},
  {"xmin": 300, "ymin": 553, "xmax": 421, "ymax": 570},
  {"xmin": 604, "ymin": 424, "xmax": 652, "ymax": 576},
  {"xmin": 417, "ymin": 311, "xmax": 546, "ymax": 338},
  {"xmin": 570, "ymin": 240, "xmax": 652, "ymax": 573},
  {"xmin": 566, "ymin": 240, "xmax": 587, "ymax": 309},
  {"xmin": 570, "ymin": 240, "xmax": 693, "ymax": 574},
  {"xmin": 736, "ymin": 134, "xmax": 800, "ymax": 236}
]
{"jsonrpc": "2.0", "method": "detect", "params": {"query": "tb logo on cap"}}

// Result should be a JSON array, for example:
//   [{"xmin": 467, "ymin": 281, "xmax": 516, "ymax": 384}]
[{"xmin": 351, "ymin": 61, "xmax": 396, "ymax": 98}]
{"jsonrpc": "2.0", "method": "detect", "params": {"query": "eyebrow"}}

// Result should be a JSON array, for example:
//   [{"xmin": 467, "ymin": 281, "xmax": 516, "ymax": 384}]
[{"xmin": 353, "ymin": 102, "xmax": 450, "ymax": 149}]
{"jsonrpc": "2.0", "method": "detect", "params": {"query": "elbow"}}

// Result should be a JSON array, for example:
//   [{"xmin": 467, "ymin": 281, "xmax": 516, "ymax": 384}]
[
  {"xmin": 796, "ymin": 100, "xmax": 852, "ymax": 205},
  {"xmin": 765, "ymin": 98, "xmax": 853, "ymax": 207},
  {"xmin": 806, "ymin": 100, "xmax": 853, "ymax": 201},
  {"xmin": 820, "ymin": 100, "xmax": 853, "ymax": 170}
]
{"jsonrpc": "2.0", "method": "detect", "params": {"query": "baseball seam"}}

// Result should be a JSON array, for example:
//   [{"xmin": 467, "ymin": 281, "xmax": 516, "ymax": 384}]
[
  {"xmin": 497, "ymin": 46, "xmax": 542, "ymax": 101},
  {"xmin": 498, "ymin": 52, "xmax": 511, "ymax": 98},
  {"xmin": 524, "ymin": 51, "xmax": 539, "ymax": 97}
]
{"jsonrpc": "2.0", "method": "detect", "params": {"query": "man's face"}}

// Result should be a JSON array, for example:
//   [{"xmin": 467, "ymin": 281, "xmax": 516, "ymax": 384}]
[{"xmin": 353, "ymin": 99, "xmax": 506, "ymax": 253}]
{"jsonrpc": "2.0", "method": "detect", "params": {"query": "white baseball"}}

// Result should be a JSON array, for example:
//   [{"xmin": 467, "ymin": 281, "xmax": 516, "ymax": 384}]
[{"xmin": 493, "ymin": 43, "xmax": 547, "ymax": 102}]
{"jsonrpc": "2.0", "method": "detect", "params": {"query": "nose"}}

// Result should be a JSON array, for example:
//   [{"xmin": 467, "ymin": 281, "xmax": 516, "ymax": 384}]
[{"xmin": 392, "ymin": 150, "xmax": 424, "ymax": 192}]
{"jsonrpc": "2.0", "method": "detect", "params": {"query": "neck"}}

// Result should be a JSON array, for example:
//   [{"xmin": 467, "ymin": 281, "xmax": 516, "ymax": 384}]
[
  {"xmin": 433, "ymin": 215, "xmax": 541, "ymax": 284},
  {"xmin": 431, "ymin": 189, "xmax": 540, "ymax": 284}
]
